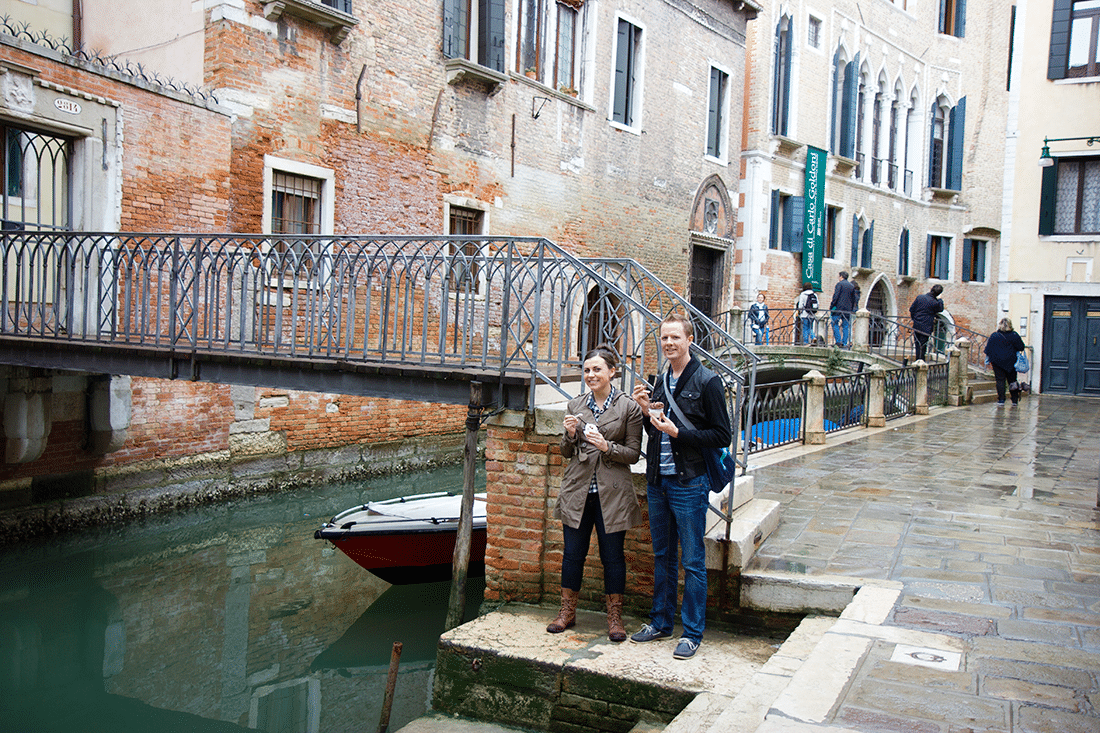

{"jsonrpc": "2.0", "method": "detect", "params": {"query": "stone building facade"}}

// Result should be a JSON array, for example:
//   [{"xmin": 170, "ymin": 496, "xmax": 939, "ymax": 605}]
[
  {"xmin": 738, "ymin": 0, "xmax": 1008, "ymax": 341},
  {"xmin": 1000, "ymin": 0, "xmax": 1100, "ymax": 395},
  {"xmin": 0, "ymin": 0, "xmax": 757, "ymax": 512}
]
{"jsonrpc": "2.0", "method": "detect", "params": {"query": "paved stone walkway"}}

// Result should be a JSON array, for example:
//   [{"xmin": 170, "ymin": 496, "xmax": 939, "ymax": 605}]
[{"xmin": 745, "ymin": 394, "xmax": 1100, "ymax": 732}]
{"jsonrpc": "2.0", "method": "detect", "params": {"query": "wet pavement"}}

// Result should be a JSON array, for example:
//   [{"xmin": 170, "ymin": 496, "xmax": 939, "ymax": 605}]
[{"xmin": 741, "ymin": 394, "xmax": 1100, "ymax": 732}]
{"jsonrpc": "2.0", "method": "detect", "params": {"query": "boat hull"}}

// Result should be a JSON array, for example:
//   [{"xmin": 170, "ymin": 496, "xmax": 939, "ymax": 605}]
[{"xmin": 325, "ymin": 527, "xmax": 487, "ymax": 585}]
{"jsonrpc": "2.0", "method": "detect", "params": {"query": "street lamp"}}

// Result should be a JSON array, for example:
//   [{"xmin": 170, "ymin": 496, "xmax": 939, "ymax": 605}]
[{"xmin": 1038, "ymin": 135, "xmax": 1100, "ymax": 167}]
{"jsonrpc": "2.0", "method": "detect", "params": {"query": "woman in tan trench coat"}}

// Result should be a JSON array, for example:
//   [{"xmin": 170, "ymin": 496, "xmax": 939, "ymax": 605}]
[{"xmin": 547, "ymin": 345, "xmax": 644, "ymax": 641}]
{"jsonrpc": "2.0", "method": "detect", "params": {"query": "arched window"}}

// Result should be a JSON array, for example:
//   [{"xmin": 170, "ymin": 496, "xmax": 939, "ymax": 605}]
[
  {"xmin": 855, "ymin": 66, "xmax": 868, "ymax": 178},
  {"xmin": 888, "ymin": 83, "xmax": 903, "ymax": 190},
  {"xmin": 772, "ymin": 15, "xmax": 794, "ymax": 136},
  {"xmin": 830, "ymin": 49, "xmax": 859, "ymax": 158},
  {"xmin": 927, "ymin": 95, "xmax": 966, "ymax": 190}
]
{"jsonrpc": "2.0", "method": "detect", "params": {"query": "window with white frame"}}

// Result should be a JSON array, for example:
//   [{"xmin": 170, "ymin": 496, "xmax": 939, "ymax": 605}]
[
  {"xmin": 772, "ymin": 15, "xmax": 793, "ymax": 136},
  {"xmin": 263, "ymin": 156, "xmax": 335, "ymax": 267},
  {"xmin": 926, "ymin": 234, "xmax": 951, "ymax": 280},
  {"xmin": 962, "ymin": 238, "xmax": 986, "ymax": 282},
  {"xmin": 807, "ymin": 15, "xmax": 822, "ymax": 49},
  {"xmin": 926, "ymin": 96, "xmax": 966, "ymax": 190},
  {"xmin": 611, "ymin": 17, "xmax": 643, "ymax": 129},
  {"xmin": 443, "ymin": 0, "xmax": 506, "ymax": 73},
  {"xmin": 515, "ymin": 0, "xmax": 586, "ymax": 93},
  {"xmin": 830, "ymin": 49, "xmax": 858, "ymax": 158},
  {"xmin": 706, "ymin": 66, "xmax": 729, "ymax": 160},
  {"xmin": 938, "ymin": 0, "xmax": 965, "ymax": 37}
]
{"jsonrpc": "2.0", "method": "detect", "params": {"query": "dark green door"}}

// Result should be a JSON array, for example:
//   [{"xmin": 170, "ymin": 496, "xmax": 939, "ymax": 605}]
[{"xmin": 1042, "ymin": 297, "xmax": 1100, "ymax": 394}]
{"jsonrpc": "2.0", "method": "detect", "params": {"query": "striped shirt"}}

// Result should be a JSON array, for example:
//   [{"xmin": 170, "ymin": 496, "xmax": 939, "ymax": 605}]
[
  {"xmin": 587, "ymin": 388, "xmax": 616, "ymax": 493},
  {"xmin": 658, "ymin": 374, "xmax": 678, "ymax": 476}
]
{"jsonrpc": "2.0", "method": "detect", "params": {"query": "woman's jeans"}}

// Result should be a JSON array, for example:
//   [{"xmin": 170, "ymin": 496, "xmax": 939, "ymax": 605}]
[
  {"xmin": 801, "ymin": 318, "xmax": 815, "ymax": 344},
  {"xmin": 646, "ymin": 472, "xmax": 711, "ymax": 643},
  {"xmin": 561, "ymin": 491, "xmax": 626, "ymax": 594},
  {"xmin": 991, "ymin": 364, "xmax": 1020, "ymax": 404},
  {"xmin": 752, "ymin": 326, "xmax": 769, "ymax": 345}
]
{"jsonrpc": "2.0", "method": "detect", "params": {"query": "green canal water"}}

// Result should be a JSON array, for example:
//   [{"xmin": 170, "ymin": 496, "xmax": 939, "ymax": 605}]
[{"xmin": 0, "ymin": 464, "xmax": 486, "ymax": 733}]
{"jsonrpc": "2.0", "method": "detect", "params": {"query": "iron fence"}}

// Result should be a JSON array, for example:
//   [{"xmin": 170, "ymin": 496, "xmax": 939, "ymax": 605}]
[
  {"xmin": 883, "ymin": 367, "xmax": 916, "ymax": 420},
  {"xmin": 0, "ymin": 231, "xmax": 760, "ymax": 469},
  {"xmin": 928, "ymin": 362, "xmax": 949, "ymax": 405},
  {"xmin": 824, "ymin": 372, "xmax": 867, "ymax": 433},
  {"xmin": 744, "ymin": 379, "xmax": 806, "ymax": 452}
]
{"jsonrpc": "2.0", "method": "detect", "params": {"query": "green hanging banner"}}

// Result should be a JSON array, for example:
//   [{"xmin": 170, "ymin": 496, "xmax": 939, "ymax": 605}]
[{"xmin": 802, "ymin": 145, "xmax": 827, "ymax": 291}]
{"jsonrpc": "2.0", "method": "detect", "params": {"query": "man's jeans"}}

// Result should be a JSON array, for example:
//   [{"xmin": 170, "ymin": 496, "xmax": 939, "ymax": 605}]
[
  {"xmin": 831, "ymin": 313, "xmax": 851, "ymax": 347},
  {"xmin": 646, "ymin": 472, "xmax": 711, "ymax": 643},
  {"xmin": 801, "ymin": 317, "xmax": 815, "ymax": 345}
]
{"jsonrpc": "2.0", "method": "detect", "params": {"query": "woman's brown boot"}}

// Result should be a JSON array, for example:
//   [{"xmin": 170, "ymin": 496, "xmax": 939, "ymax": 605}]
[
  {"xmin": 606, "ymin": 594, "xmax": 626, "ymax": 642},
  {"xmin": 546, "ymin": 588, "xmax": 579, "ymax": 633}
]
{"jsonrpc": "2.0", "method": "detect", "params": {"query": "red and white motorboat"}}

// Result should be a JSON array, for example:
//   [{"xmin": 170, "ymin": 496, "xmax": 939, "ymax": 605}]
[{"xmin": 314, "ymin": 491, "xmax": 487, "ymax": 585}]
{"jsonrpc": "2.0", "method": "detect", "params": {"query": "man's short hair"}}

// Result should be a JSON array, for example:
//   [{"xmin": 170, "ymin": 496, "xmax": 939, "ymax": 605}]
[
  {"xmin": 662, "ymin": 312, "xmax": 694, "ymax": 339},
  {"xmin": 839, "ymin": 271, "xmax": 849, "ymax": 280},
  {"xmin": 930, "ymin": 284, "xmax": 944, "ymax": 297}
]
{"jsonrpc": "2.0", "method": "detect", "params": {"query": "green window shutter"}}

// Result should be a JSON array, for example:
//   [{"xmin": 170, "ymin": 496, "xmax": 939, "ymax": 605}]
[
  {"xmin": 830, "ymin": 49, "xmax": 842, "ymax": 153},
  {"xmin": 946, "ymin": 97, "xmax": 965, "ymax": 191},
  {"xmin": 851, "ymin": 214, "xmax": 860, "ymax": 268},
  {"xmin": 708, "ymin": 68, "xmax": 722, "ymax": 157},
  {"xmin": 1048, "ymin": 0, "xmax": 1074, "ymax": 80},
  {"xmin": 925, "ymin": 234, "xmax": 934, "ymax": 278},
  {"xmin": 785, "ymin": 196, "xmax": 805, "ymax": 253},
  {"xmin": 938, "ymin": 237, "xmax": 951, "ymax": 279},
  {"xmin": 955, "ymin": 0, "xmax": 966, "ymax": 37},
  {"xmin": 962, "ymin": 238, "xmax": 973, "ymax": 282},
  {"xmin": 938, "ymin": 0, "xmax": 947, "ymax": 33},
  {"xmin": 769, "ymin": 190, "xmax": 781, "ymax": 249},
  {"xmin": 613, "ymin": 20, "xmax": 635, "ymax": 126},
  {"xmin": 861, "ymin": 220, "xmax": 874, "ymax": 268},
  {"xmin": 975, "ymin": 241, "xmax": 986, "ymax": 282},
  {"xmin": 1038, "ymin": 161, "xmax": 1058, "ymax": 235},
  {"xmin": 899, "ymin": 228, "xmax": 909, "ymax": 275},
  {"xmin": 842, "ymin": 53, "xmax": 859, "ymax": 158},
  {"xmin": 927, "ymin": 102, "xmax": 938, "ymax": 186}
]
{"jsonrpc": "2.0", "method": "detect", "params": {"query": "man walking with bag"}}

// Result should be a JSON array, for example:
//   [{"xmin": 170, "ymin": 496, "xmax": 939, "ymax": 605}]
[
  {"xmin": 630, "ymin": 313, "xmax": 732, "ymax": 660},
  {"xmin": 829, "ymin": 271, "xmax": 859, "ymax": 348}
]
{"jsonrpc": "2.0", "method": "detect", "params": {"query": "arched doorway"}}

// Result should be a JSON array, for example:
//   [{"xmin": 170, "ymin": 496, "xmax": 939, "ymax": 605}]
[
  {"xmin": 577, "ymin": 285, "xmax": 626, "ymax": 358},
  {"xmin": 866, "ymin": 279, "xmax": 888, "ymax": 347}
]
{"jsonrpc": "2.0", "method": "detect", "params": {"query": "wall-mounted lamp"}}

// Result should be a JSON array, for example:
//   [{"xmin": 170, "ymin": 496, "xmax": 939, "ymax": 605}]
[
  {"xmin": 531, "ymin": 96, "xmax": 550, "ymax": 120},
  {"xmin": 1038, "ymin": 135, "xmax": 1100, "ymax": 167}
]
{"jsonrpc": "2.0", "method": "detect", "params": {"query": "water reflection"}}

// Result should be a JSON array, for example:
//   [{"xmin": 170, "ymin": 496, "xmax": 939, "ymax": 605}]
[{"xmin": 0, "ymin": 465, "xmax": 485, "ymax": 733}]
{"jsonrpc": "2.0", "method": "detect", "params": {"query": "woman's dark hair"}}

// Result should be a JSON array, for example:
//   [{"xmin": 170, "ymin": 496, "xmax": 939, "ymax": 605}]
[{"xmin": 583, "ymin": 343, "xmax": 620, "ymax": 370}]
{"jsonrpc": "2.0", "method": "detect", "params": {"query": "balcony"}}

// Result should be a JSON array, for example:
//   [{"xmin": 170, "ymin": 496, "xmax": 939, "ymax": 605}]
[{"xmin": 263, "ymin": 0, "xmax": 358, "ymax": 44}]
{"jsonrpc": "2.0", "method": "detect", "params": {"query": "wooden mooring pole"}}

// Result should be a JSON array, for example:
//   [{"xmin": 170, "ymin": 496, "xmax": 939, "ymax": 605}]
[
  {"xmin": 446, "ymin": 381, "xmax": 482, "ymax": 631},
  {"xmin": 377, "ymin": 641, "xmax": 403, "ymax": 733}
]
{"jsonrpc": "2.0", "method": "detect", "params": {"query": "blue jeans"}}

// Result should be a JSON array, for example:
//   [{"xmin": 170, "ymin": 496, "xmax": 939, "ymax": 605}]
[
  {"xmin": 752, "ymin": 326, "xmax": 769, "ymax": 345},
  {"xmin": 801, "ymin": 318, "xmax": 815, "ymax": 345},
  {"xmin": 831, "ymin": 313, "xmax": 851, "ymax": 347},
  {"xmin": 646, "ymin": 472, "xmax": 711, "ymax": 643},
  {"xmin": 561, "ymin": 492, "xmax": 626, "ymax": 594}
]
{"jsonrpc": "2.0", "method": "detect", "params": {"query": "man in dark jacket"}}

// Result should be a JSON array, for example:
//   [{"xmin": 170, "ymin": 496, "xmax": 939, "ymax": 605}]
[
  {"xmin": 909, "ymin": 284, "xmax": 944, "ymax": 361},
  {"xmin": 829, "ymin": 271, "xmax": 859, "ymax": 347},
  {"xmin": 629, "ymin": 313, "xmax": 731, "ymax": 660}
]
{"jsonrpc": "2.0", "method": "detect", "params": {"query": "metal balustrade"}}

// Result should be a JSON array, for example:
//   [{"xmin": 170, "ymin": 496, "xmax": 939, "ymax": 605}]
[
  {"xmin": 824, "ymin": 373, "xmax": 867, "ymax": 433},
  {"xmin": 0, "ymin": 232, "xmax": 761, "ymax": 470},
  {"xmin": 883, "ymin": 367, "xmax": 916, "ymax": 420},
  {"xmin": 928, "ymin": 362, "xmax": 950, "ymax": 405},
  {"xmin": 744, "ymin": 379, "xmax": 806, "ymax": 452}
]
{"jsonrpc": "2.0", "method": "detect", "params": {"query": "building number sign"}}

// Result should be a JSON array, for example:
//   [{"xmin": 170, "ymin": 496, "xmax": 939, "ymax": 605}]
[{"xmin": 54, "ymin": 98, "xmax": 82, "ymax": 115}]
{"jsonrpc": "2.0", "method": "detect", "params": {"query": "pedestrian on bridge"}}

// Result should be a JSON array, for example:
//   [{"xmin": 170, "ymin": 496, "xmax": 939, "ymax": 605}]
[
  {"xmin": 909, "ymin": 284, "xmax": 945, "ymax": 361},
  {"xmin": 550, "ymin": 345, "xmax": 644, "ymax": 642},
  {"xmin": 829, "ymin": 271, "xmax": 859, "ymax": 348}
]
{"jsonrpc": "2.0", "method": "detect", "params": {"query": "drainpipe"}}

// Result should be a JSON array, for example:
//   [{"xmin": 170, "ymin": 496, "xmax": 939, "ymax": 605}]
[{"xmin": 355, "ymin": 64, "xmax": 367, "ymax": 133}]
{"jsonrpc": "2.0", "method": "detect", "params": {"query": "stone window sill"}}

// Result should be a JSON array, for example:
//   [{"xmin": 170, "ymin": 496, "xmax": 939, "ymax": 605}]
[{"xmin": 263, "ymin": 0, "xmax": 358, "ymax": 44}]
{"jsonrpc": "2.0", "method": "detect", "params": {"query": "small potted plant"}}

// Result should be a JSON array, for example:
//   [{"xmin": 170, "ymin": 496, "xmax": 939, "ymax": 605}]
[
  {"xmin": 559, "ymin": 85, "xmax": 578, "ymax": 97},
  {"xmin": 525, "ymin": 67, "xmax": 537, "ymax": 79}
]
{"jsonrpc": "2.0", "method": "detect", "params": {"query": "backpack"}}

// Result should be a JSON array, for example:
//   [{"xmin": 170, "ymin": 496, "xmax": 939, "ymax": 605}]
[{"xmin": 800, "ymin": 291, "xmax": 817, "ymax": 317}]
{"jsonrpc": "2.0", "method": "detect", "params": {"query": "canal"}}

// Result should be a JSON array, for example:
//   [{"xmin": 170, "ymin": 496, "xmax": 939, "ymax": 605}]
[{"xmin": 0, "ymin": 464, "xmax": 487, "ymax": 733}]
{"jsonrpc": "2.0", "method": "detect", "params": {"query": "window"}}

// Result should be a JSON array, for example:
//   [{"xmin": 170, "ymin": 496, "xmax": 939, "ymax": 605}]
[
  {"xmin": 769, "ymin": 191, "xmax": 803, "ymax": 253},
  {"xmin": 447, "ymin": 205, "xmax": 485, "ymax": 293},
  {"xmin": 898, "ymin": 228, "xmax": 910, "ymax": 276},
  {"xmin": 830, "ymin": 50, "xmax": 858, "ymax": 158},
  {"xmin": 263, "ymin": 156, "xmax": 335, "ymax": 264},
  {"xmin": 2, "ymin": 124, "xmax": 71, "ymax": 232},
  {"xmin": 871, "ymin": 84, "xmax": 884, "ymax": 185},
  {"xmin": 962, "ymin": 238, "xmax": 986, "ymax": 282},
  {"xmin": 927, "ymin": 96, "xmax": 966, "ymax": 190},
  {"xmin": 1040, "ymin": 156, "xmax": 1100, "ymax": 235},
  {"xmin": 824, "ymin": 205, "xmax": 840, "ymax": 259},
  {"xmin": 926, "ymin": 234, "xmax": 951, "ymax": 280},
  {"xmin": 772, "ymin": 15, "xmax": 793, "ymax": 136},
  {"xmin": 516, "ymin": 0, "xmax": 583, "ymax": 91},
  {"xmin": 707, "ymin": 67, "xmax": 729, "ymax": 159},
  {"xmin": 850, "ymin": 216, "xmax": 873, "ymax": 268},
  {"xmin": 808, "ymin": 16, "xmax": 822, "ymax": 49},
  {"xmin": 611, "ymin": 18, "xmax": 642, "ymax": 128},
  {"xmin": 939, "ymin": 0, "xmax": 965, "ymax": 37},
  {"xmin": 855, "ymin": 68, "xmax": 867, "ymax": 177},
  {"xmin": 888, "ymin": 84, "xmax": 901, "ymax": 190},
  {"xmin": 1049, "ymin": 0, "xmax": 1100, "ymax": 78},
  {"xmin": 443, "ymin": 0, "xmax": 506, "ymax": 73}
]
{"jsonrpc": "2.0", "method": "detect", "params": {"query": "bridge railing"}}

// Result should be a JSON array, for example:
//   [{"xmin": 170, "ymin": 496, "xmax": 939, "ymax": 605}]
[{"xmin": 0, "ymin": 232, "xmax": 759, "ymax": 471}]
